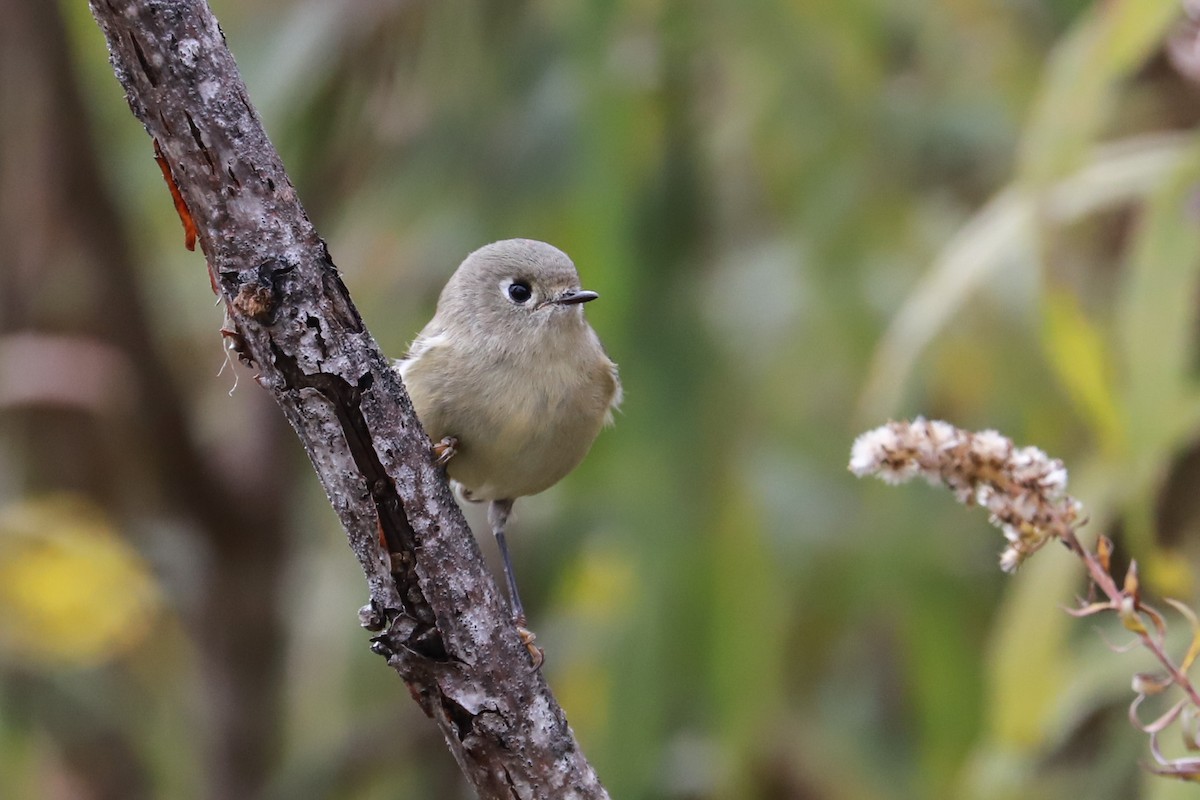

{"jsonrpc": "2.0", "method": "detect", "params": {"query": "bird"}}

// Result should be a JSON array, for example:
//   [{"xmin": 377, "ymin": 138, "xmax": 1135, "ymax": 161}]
[{"xmin": 397, "ymin": 238, "xmax": 621, "ymax": 664}]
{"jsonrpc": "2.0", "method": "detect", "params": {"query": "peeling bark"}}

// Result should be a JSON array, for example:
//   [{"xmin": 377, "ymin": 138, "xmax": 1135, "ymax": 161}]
[{"xmin": 86, "ymin": 2, "xmax": 609, "ymax": 797}]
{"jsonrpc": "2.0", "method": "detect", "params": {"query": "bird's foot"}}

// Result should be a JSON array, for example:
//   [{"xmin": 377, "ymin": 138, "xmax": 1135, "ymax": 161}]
[
  {"xmin": 514, "ymin": 614, "xmax": 544, "ymax": 670},
  {"xmin": 432, "ymin": 436, "xmax": 459, "ymax": 468}
]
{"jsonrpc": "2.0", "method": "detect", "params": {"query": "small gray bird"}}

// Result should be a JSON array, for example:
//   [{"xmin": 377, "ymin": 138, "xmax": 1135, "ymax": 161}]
[{"xmin": 398, "ymin": 239, "xmax": 621, "ymax": 662}]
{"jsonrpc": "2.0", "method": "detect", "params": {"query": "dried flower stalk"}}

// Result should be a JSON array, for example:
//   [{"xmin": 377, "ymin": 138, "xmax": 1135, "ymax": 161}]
[{"xmin": 850, "ymin": 418, "xmax": 1200, "ymax": 781}]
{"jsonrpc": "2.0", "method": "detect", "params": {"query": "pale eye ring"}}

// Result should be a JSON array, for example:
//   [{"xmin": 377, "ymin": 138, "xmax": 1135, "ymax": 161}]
[{"xmin": 506, "ymin": 280, "xmax": 532, "ymax": 304}]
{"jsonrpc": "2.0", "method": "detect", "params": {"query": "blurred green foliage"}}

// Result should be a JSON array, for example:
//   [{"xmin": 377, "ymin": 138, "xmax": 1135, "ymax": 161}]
[{"xmin": 6, "ymin": 0, "xmax": 1200, "ymax": 798}]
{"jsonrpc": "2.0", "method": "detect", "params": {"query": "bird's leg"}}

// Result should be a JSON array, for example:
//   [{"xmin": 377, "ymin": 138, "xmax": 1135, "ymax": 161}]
[
  {"xmin": 488, "ymin": 499, "xmax": 524, "ymax": 620},
  {"xmin": 432, "ymin": 435, "xmax": 459, "ymax": 467},
  {"xmin": 488, "ymin": 499, "xmax": 544, "ymax": 668}
]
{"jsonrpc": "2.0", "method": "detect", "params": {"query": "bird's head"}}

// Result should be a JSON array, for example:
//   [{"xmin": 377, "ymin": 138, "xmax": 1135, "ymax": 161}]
[{"xmin": 438, "ymin": 239, "xmax": 599, "ymax": 341}]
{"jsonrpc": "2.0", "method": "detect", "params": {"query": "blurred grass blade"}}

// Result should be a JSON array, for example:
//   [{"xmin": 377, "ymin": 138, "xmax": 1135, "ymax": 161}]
[
  {"xmin": 1019, "ymin": 0, "xmax": 1180, "ymax": 186},
  {"xmin": 1116, "ymin": 140, "xmax": 1200, "ymax": 458},
  {"xmin": 857, "ymin": 187, "xmax": 1030, "ymax": 423},
  {"xmin": 858, "ymin": 134, "xmax": 1191, "ymax": 423}
]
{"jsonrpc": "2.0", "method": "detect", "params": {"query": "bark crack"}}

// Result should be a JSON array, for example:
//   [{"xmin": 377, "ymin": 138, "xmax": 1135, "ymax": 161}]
[
  {"xmin": 184, "ymin": 110, "xmax": 215, "ymax": 173},
  {"xmin": 270, "ymin": 345, "xmax": 445, "ymax": 659},
  {"xmin": 441, "ymin": 692, "xmax": 479, "ymax": 741},
  {"xmin": 129, "ymin": 32, "xmax": 157, "ymax": 86}
]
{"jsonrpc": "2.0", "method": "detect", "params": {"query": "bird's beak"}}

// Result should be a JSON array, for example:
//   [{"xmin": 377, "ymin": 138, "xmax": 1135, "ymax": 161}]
[{"xmin": 554, "ymin": 289, "xmax": 599, "ymax": 306}]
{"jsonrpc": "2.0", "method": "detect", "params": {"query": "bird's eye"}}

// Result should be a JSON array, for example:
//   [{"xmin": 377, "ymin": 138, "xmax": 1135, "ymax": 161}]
[{"xmin": 507, "ymin": 281, "xmax": 532, "ymax": 304}]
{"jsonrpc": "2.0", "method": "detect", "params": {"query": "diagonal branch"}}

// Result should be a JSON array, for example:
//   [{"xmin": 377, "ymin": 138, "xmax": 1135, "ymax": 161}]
[{"xmin": 86, "ymin": 2, "xmax": 608, "ymax": 797}]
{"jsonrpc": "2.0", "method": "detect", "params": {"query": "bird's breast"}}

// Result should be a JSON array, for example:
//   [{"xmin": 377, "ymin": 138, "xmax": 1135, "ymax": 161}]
[{"xmin": 404, "ymin": 331, "xmax": 616, "ymax": 501}]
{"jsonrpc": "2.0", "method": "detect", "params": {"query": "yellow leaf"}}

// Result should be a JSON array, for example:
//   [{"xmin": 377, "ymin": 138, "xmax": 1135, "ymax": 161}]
[
  {"xmin": 1042, "ymin": 290, "xmax": 1123, "ymax": 451},
  {"xmin": 0, "ymin": 495, "xmax": 161, "ymax": 667}
]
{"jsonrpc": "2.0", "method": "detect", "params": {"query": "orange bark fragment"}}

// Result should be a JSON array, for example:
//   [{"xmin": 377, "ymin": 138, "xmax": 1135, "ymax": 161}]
[{"xmin": 153, "ymin": 139, "xmax": 198, "ymax": 251}]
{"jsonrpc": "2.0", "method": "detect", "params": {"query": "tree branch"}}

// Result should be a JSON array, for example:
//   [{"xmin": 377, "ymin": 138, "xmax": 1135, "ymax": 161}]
[{"xmin": 86, "ymin": 2, "xmax": 608, "ymax": 797}]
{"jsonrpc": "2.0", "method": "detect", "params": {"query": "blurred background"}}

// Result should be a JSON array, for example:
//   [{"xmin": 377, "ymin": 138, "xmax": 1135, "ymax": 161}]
[{"xmin": 4, "ymin": 0, "xmax": 1200, "ymax": 797}]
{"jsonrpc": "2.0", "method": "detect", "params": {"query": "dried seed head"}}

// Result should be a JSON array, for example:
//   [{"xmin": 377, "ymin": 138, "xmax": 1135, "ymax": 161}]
[{"xmin": 850, "ymin": 419, "xmax": 1082, "ymax": 571}]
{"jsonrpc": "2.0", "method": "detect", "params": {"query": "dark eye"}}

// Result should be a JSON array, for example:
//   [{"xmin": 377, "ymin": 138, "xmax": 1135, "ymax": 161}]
[{"xmin": 507, "ymin": 281, "xmax": 532, "ymax": 304}]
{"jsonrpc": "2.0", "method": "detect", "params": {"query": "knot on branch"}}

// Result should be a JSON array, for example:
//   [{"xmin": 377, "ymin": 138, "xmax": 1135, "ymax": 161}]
[{"xmin": 220, "ymin": 257, "xmax": 295, "ymax": 323}]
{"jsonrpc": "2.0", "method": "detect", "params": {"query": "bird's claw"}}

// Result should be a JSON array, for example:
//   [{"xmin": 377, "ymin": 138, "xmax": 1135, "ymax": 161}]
[
  {"xmin": 432, "ymin": 436, "xmax": 459, "ymax": 468},
  {"xmin": 515, "ymin": 616, "xmax": 544, "ymax": 670}
]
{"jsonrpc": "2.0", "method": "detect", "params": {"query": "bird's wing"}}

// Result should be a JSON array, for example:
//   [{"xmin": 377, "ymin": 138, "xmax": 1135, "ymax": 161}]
[
  {"xmin": 604, "ymin": 359, "xmax": 623, "ymax": 426},
  {"xmin": 395, "ymin": 326, "xmax": 450, "ymax": 378}
]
